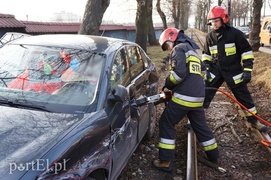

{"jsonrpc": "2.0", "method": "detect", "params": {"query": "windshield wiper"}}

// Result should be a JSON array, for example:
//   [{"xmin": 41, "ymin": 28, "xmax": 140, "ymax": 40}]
[{"xmin": 0, "ymin": 98, "xmax": 50, "ymax": 112}]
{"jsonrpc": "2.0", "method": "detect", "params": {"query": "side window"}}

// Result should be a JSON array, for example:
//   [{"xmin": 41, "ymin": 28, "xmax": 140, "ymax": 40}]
[
  {"xmin": 267, "ymin": 22, "xmax": 271, "ymax": 31},
  {"xmin": 263, "ymin": 21, "xmax": 270, "ymax": 30},
  {"xmin": 110, "ymin": 48, "xmax": 130, "ymax": 89},
  {"xmin": 127, "ymin": 46, "xmax": 144, "ymax": 80}
]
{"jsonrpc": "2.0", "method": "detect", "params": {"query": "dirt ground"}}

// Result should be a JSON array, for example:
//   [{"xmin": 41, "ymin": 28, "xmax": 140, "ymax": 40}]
[{"xmin": 118, "ymin": 49, "xmax": 271, "ymax": 180}]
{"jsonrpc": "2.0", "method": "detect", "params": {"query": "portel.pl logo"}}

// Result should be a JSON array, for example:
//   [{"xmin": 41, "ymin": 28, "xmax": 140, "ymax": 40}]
[{"xmin": 9, "ymin": 159, "xmax": 68, "ymax": 174}]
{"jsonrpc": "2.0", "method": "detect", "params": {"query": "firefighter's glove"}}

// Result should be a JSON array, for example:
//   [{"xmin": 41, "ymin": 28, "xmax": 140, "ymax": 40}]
[
  {"xmin": 154, "ymin": 89, "xmax": 172, "ymax": 105},
  {"xmin": 242, "ymin": 71, "xmax": 251, "ymax": 84},
  {"xmin": 162, "ymin": 89, "xmax": 172, "ymax": 102}
]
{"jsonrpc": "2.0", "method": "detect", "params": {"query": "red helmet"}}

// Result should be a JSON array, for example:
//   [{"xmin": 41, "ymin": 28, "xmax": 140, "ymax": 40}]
[
  {"xmin": 207, "ymin": 6, "xmax": 229, "ymax": 23},
  {"xmin": 159, "ymin": 28, "xmax": 179, "ymax": 50}
]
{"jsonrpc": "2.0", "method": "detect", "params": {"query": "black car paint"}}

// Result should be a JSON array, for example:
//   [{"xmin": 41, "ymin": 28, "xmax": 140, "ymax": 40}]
[{"xmin": 0, "ymin": 34, "xmax": 159, "ymax": 180}]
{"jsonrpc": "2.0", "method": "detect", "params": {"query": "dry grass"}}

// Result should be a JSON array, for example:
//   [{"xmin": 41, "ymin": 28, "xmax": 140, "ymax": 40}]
[
  {"xmin": 147, "ymin": 45, "xmax": 168, "ymax": 61},
  {"xmin": 253, "ymin": 51, "xmax": 271, "ymax": 91},
  {"xmin": 147, "ymin": 45, "xmax": 169, "ymax": 74}
]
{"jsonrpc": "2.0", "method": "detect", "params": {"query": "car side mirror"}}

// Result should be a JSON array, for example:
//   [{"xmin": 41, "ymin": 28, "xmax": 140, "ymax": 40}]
[{"xmin": 107, "ymin": 84, "xmax": 129, "ymax": 103}]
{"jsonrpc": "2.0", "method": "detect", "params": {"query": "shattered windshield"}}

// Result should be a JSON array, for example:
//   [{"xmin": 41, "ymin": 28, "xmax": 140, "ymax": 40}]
[{"xmin": 0, "ymin": 44, "xmax": 105, "ymax": 112}]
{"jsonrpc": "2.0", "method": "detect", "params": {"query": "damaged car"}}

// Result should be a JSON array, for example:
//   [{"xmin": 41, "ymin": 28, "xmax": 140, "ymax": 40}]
[{"xmin": 0, "ymin": 34, "xmax": 159, "ymax": 179}]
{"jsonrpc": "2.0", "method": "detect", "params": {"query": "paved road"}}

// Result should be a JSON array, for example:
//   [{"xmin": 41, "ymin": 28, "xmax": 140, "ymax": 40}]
[{"xmin": 259, "ymin": 46, "xmax": 271, "ymax": 54}]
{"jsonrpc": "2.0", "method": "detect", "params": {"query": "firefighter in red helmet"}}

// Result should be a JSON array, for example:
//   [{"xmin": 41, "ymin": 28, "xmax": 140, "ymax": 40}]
[
  {"xmin": 152, "ymin": 27, "xmax": 219, "ymax": 172},
  {"xmin": 202, "ymin": 6, "xmax": 268, "ymax": 132}
]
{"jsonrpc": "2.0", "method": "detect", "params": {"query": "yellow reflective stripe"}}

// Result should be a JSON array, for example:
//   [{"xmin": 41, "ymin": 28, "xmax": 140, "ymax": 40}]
[
  {"xmin": 233, "ymin": 73, "xmax": 243, "ymax": 84},
  {"xmin": 158, "ymin": 142, "xmax": 175, "ymax": 150},
  {"xmin": 172, "ymin": 96, "xmax": 203, "ymax": 107},
  {"xmin": 110, "ymin": 76, "xmax": 115, "ymax": 80},
  {"xmin": 186, "ymin": 56, "xmax": 201, "ymax": 64},
  {"xmin": 225, "ymin": 43, "xmax": 236, "ymax": 56},
  {"xmin": 241, "ymin": 51, "xmax": 254, "ymax": 60},
  {"xmin": 209, "ymin": 45, "xmax": 218, "ymax": 55},
  {"xmin": 174, "ymin": 93, "xmax": 204, "ymax": 102},
  {"xmin": 202, "ymin": 54, "xmax": 212, "ymax": 62},
  {"xmin": 207, "ymin": 72, "xmax": 215, "ymax": 82},
  {"xmin": 235, "ymin": 79, "xmax": 243, "ymax": 84},
  {"xmin": 225, "ymin": 46, "xmax": 236, "ymax": 56},
  {"xmin": 169, "ymin": 71, "xmax": 182, "ymax": 84},
  {"xmin": 200, "ymin": 138, "xmax": 216, "ymax": 146},
  {"xmin": 202, "ymin": 142, "xmax": 218, "ymax": 151},
  {"xmin": 244, "ymin": 68, "xmax": 252, "ymax": 72},
  {"xmin": 243, "ymin": 107, "xmax": 257, "ymax": 116}
]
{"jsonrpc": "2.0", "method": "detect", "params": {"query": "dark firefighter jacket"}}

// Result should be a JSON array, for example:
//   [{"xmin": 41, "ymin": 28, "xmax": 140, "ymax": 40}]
[
  {"xmin": 165, "ymin": 38, "xmax": 205, "ymax": 108},
  {"xmin": 202, "ymin": 25, "xmax": 254, "ymax": 86}
]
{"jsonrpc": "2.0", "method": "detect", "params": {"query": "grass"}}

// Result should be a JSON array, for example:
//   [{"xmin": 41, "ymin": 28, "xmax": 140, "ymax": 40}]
[
  {"xmin": 253, "ymin": 51, "xmax": 271, "ymax": 92},
  {"xmin": 147, "ymin": 45, "xmax": 169, "ymax": 73}
]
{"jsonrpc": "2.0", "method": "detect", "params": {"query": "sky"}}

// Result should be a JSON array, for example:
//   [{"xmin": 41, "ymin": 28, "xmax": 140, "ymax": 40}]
[
  {"xmin": 1, "ymin": 0, "xmax": 269, "ymax": 26},
  {"xmin": 0, "ymin": 0, "xmax": 143, "ymax": 24}
]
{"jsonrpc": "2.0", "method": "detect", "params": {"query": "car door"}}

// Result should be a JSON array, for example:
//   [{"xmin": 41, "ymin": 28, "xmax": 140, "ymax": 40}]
[
  {"xmin": 107, "ymin": 48, "xmax": 138, "ymax": 179},
  {"xmin": 260, "ymin": 20, "xmax": 271, "ymax": 45},
  {"xmin": 127, "ymin": 45, "xmax": 150, "ymax": 142}
]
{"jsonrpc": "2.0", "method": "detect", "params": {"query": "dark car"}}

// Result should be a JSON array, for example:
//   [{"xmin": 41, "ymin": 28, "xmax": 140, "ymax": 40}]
[
  {"xmin": 236, "ymin": 26, "xmax": 250, "ymax": 38},
  {"xmin": 0, "ymin": 34, "xmax": 159, "ymax": 179},
  {"xmin": 0, "ymin": 32, "xmax": 31, "ymax": 48}
]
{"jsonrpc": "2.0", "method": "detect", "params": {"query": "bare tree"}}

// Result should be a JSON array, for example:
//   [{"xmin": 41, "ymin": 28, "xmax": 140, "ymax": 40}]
[
  {"xmin": 147, "ymin": 0, "xmax": 158, "ymax": 45},
  {"xmin": 228, "ymin": 0, "xmax": 250, "ymax": 26},
  {"xmin": 195, "ymin": 0, "xmax": 211, "ymax": 32},
  {"xmin": 172, "ymin": 0, "xmax": 181, "ymax": 28},
  {"xmin": 79, "ymin": 0, "xmax": 110, "ymax": 35},
  {"xmin": 249, "ymin": 0, "xmax": 263, "ymax": 51},
  {"xmin": 135, "ymin": 0, "xmax": 149, "ymax": 52},
  {"xmin": 156, "ymin": 0, "xmax": 167, "ymax": 30}
]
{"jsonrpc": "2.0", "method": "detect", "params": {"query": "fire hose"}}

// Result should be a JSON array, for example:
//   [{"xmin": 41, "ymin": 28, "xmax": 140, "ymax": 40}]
[
  {"xmin": 206, "ymin": 87, "xmax": 271, "ymax": 148},
  {"xmin": 136, "ymin": 86, "xmax": 271, "ymax": 148}
]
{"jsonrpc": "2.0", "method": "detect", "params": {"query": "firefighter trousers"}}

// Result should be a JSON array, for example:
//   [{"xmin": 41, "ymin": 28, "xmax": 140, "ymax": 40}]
[
  {"xmin": 204, "ymin": 74, "xmax": 258, "ymax": 123},
  {"xmin": 158, "ymin": 100, "xmax": 219, "ymax": 162}
]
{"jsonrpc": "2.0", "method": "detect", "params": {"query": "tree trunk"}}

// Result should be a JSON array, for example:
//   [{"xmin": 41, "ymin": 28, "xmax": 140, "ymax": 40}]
[
  {"xmin": 79, "ymin": 0, "xmax": 110, "ymax": 35},
  {"xmin": 156, "ymin": 0, "xmax": 167, "ymax": 30},
  {"xmin": 172, "ymin": 0, "xmax": 181, "ymax": 28},
  {"xmin": 147, "ymin": 0, "xmax": 158, "ymax": 45},
  {"xmin": 135, "ymin": 0, "xmax": 149, "ymax": 52},
  {"xmin": 249, "ymin": 0, "xmax": 263, "ymax": 51}
]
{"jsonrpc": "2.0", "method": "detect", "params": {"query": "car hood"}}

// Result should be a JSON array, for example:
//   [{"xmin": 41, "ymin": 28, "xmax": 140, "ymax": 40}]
[{"xmin": 0, "ymin": 106, "xmax": 85, "ymax": 176}]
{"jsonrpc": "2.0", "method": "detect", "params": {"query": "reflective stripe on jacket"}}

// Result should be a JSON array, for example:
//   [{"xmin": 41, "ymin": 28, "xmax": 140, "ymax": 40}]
[
  {"xmin": 202, "ymin": 25, "xmax": 254, "ymax": 73},
  {"xmin": 167, "ymin": 42, "xmax": 205, "ymax": 108}
]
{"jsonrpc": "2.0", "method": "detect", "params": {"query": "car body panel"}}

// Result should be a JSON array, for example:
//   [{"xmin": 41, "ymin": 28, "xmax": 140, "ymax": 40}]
[
  {"xmin": 260, "ymin": 17, "xmax": 271, "ymax": 47},
  {"xmin": 0, "ymin": 34, "xmax": 159, "ymax": 179}
]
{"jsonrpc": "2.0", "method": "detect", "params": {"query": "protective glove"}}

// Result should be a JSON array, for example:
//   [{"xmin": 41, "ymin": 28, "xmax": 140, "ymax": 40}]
[{"xmin": 242, "ymin": 71, "xmax": 251, "ymax": 84}]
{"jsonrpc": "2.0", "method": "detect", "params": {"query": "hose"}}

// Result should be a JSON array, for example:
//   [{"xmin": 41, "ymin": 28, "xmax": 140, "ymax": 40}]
[{"xmin": 206, "ymin": 87, "xmax": 271, "ymax": 147}]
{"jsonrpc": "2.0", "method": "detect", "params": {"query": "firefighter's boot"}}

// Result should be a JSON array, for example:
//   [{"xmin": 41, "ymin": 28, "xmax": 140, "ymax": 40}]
[
  {"xmin": 152, "ymin": 159, "xmax": 173, "ymax": 173},
  {"xmin": 250, "ymin": 120, "xmax": 269, "ymax": 133}
]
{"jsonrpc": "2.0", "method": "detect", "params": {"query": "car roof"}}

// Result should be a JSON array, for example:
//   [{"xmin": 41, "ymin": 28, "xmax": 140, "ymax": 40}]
[{"xmin": 8, "ymin": 34, "xmax": 135, "ymax": 53}]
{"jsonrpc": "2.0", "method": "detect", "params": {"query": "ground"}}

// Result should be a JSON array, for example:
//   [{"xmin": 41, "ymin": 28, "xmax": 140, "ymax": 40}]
[{"xmin": 118, "ymin": 48, "xmax": 271, "ymax": 180}]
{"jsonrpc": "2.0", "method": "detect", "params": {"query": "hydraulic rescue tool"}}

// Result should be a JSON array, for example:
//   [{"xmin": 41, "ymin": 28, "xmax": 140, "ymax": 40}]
[{"xmin": 135, "ymin": 89, "xmax": 172, "ymax": 106}]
